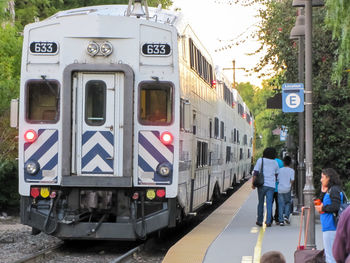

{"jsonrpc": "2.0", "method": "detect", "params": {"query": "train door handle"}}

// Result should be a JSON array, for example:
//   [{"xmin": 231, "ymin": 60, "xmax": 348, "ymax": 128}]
[
  {"xmin": 106, "ymin": 157, "xmax": 114, "ymax": 160},
  {"xmin": 105, "ymin": 125, "xmax": 113, "ymax": 131}
]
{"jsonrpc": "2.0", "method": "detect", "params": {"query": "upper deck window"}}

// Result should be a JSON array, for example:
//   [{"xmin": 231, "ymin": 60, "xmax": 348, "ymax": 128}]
[
  {"xmin": 139, "ymin": 82, "xmax": 173, "ymax": 126},
  {"xmin": 26, "ymin": 80, "xmax": 59, "ymax": 123}
]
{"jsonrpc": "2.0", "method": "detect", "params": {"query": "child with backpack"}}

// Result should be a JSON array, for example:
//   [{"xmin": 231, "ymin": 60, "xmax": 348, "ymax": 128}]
[{"xmin": 277, "ymin": 156, "xmax": 294, "ymax": 226}]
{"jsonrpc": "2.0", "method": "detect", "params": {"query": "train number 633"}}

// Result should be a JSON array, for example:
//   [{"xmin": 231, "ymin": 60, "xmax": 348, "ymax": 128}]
[
  {"xmin": 30, "ymin": 42, "xmax": 58, "ymax": 54},
  {"xmin": 142, "ymin": 43, "xmax": 171, "ymax": 56}
]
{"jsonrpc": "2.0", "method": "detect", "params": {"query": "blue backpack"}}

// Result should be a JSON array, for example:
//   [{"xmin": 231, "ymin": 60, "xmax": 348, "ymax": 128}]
[{"xmin": 335, "ymin": 192, "xmax": 350, "ymax": 226}]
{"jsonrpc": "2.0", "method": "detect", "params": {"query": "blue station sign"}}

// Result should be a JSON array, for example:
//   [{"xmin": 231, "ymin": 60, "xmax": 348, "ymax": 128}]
[{"xmin": 282, "ymin": 83, "xmax": 304, "ymax": 113}]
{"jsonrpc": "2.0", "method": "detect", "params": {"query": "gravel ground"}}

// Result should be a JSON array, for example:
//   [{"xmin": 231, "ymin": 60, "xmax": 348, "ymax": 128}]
[
  {"xmin": 0, "ymin": 213, "xmax": 164, "ymax": 263},
  {"xmin": 0, "ymin": 213, "xmax": 62, "ymax": 263}
]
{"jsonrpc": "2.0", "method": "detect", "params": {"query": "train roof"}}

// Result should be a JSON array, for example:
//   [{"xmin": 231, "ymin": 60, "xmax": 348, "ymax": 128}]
[{"xmin": 47, "ymin": 5, "xmax": 183, "ymax": 28}]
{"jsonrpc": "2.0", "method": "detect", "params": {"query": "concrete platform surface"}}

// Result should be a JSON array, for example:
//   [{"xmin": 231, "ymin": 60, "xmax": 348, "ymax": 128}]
[{"xmin": 203, "ymin": 188, "xmax": 323, "ymax": 263}]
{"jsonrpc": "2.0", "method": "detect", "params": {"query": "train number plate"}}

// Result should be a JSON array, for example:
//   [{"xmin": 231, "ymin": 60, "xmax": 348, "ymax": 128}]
[
  {"xmin": 142, "ymin": 43, "xmax": 171, "ymax": 56},
  {"xmin": 30, "ymin": 42, "xmax": 59, "ymax": 55}
]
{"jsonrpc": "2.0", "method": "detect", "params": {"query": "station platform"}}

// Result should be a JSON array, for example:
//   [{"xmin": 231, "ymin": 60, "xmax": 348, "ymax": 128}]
[{"xmin": 162, "ymin": 179, "xmax": 323, "ymax": 263}]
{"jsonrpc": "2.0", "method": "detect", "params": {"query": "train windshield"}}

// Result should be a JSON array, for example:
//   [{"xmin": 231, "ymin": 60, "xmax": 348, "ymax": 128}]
[
  {"xmin": 26, "ymin": 80, "xmax": 59, "ymax": 123},
  {"xmin": 139, "ymin": 82, "xmax": 173, "ymax": 125}
]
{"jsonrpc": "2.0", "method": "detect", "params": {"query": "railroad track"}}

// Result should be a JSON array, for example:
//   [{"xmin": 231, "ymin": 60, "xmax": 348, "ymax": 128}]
[
  {"xmin": 109, "ymin": 244, "xmax": 144, "ymax": 263},
  {"xmin": 12, "ymin": 240, "xmax": 144, "ymax": 263},
  {"xmin": 13, "ymin": 241, "xmax": 64, "ymax": 263}
]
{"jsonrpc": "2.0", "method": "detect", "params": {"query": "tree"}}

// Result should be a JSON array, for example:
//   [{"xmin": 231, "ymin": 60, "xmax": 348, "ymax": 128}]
[
  {"xmin": 14, "ymin": 0, "xmax": 173, "ymax": 28},
  {"xmin": 246, "ymin": 0, "xmax": 350, "ymax": 190},
  {"xmin": 325, "ymin": 0, "xmax": 350, "ymax": 84}
]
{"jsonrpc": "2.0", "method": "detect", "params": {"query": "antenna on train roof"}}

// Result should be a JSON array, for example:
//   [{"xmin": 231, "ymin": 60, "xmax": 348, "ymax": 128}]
[{"xmin": 126, "ymin": 0, "xmax": 150, "ymax": 20}]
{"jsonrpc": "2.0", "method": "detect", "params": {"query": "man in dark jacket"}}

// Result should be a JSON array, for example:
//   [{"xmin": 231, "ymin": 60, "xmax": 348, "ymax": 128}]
[{"xmin": 333, "ymin": 205, "xmax": 350, "ymax": 263}]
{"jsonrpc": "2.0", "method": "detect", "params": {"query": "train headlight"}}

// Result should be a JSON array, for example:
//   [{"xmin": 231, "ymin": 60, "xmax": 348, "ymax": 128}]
[
  {"xmin": 100, "ymin": 41, "xmax": 113, "ymax": 56},
  {"xmin": 25, "ymin": 160, "xmax": 40, "ymax": 175},
  {"xmin": 156, "ymin": 162, "xmax": 172, "ymax": 177},
  {"xmin": 87, "ymin": 41, "xmax": 99, "ymax": 56}
]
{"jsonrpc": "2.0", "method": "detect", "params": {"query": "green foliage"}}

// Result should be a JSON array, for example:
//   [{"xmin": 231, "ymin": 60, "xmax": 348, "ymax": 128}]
[
  {"xmin": 250, "ymin": 0, "xmax": 350, "ymax": 189},
  {"xmin": 344, "ymin": 181, "xmax": 350, "ymax": 200},
  {"xmin": 0, "ymin": 158, "xmax": 19, "ymax": 209},
  {"xmin": 14, "ymin": 0, "xmax": 173, "ymax": 27},
  {"xmin": 325, "ymin": 0, "xmax": 350, "ymax": 84},
  {"xmin": 0, "ymin": 25, "xmax": 22, "ymax": 114}
]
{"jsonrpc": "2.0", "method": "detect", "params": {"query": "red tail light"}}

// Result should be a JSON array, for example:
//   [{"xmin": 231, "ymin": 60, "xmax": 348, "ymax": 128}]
[
  {"xmin": 30, "ymin": 188, "xmax": 40, "ymax": 198},
  {"xmin": 160, "ymin": 132, "xmax": 173, "ymax": 145},
  {"xmin": 156, "ymin": 189, "xmax": 165, "ymax": 198},
  {"xmin": 24, "ymin": 130, "xmax": 38, "ymax": 143},
  {"xmin": 132, "ymin": 192, "xmax": 139, "ymax": 200}
]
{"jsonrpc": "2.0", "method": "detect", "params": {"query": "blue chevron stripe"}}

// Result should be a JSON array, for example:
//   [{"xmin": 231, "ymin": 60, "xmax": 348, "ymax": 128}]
[
  {"xmin": 100, "ymin": 131, "xmax": 114, "ymax": 145},
  {"xmin": 24, "ymin": 142, "xmax": 31, "ymax": 151},
  {"xmin": 151, "ymin": 131, "xmax": 174, "ymax": 152},
  {"xmin": 27, "ymin": 130, "xmax": 58, "ymax": 161},
  {"xmin": 81, "ymin": 143, "xmax": 113, "ymax": 169},
  {"xmin": 82, "ymin": 131, "xmax": 96, "ymax": 145},
  {"xmin": 41, "ymin": 153, "xmax": 58, "ymax": 170},
  {"xmin": 139, "ymin": 133, "xmax": 168, "ymax": 164},
  {"xmin": 38, "ymin": 129, "xmax": 46, "ymax": 137},
  {"xmin": 138, "ymin": 155, "xmax": 154, "ymax": 172}
]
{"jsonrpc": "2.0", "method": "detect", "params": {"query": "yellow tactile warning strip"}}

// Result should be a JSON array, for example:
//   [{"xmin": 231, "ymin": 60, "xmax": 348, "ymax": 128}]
[
  {"xmin": 253, "ymin": 212, "xmax": 267, "ymax": 262},
  {"xmin": 162, "ymin": 179, "xmax": 253, "ymax": 263}
]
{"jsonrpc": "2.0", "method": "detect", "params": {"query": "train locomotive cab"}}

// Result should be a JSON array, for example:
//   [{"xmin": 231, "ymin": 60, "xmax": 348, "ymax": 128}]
[{"xmin": 18, "ymin": 3, "xmax": 180, "ymax": 240}]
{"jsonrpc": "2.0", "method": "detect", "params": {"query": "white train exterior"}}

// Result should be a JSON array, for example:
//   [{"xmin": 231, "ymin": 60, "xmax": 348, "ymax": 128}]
[{"xmin": 16, "ymin": 2, "xmax": 254, "ymax": 240}]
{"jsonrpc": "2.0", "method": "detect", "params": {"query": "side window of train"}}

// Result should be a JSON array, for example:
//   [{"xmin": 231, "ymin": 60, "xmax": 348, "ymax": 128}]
[
  {"xmin": 26, "ymin": 80, "xmax": 60, "ymax": 123},
  {"xmin": 209, "ymin": 119, "xmax": 212, "ymax": 138},
  {"xmin": 192, "ymin": 111, "xmax": 197, "ymax": 135},
  {"xmin": 214, "ymin": 117, "xmax": 219, "ymax": 138},
  {"xmin": 180, "ymin": 98, "xmax": 184, "ymax": 130},
  {"xmin": 234, "ymin": 128, "xmax": 237, "ymax": 143},
  {"xmin": 196, "ymin": 141, "xmax": 208, "ymax": 168},
  {"xmin": 85, "ymin": 80, "xmax": 106, "ymax": 126},
  {"xmin": 226, "ymin": 146, "xmax": 231, "ymax": 163},
  {"xmin": 139, "ymin": 82, "xmax": 173, "ymax": 126},
  {"xmin": 240, "ymin": 148, "xmax": 243, "ymax": 160},
  {"xmin": 243, "ymin": 134, "xmax": 248, "ymax": 145},
  {"xmin": 220, "ymin": 121, "xmax": 224, "ymax": 140}
]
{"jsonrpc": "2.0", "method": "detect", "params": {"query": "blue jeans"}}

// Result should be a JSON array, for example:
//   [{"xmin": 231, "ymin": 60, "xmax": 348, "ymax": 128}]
[
  {"xmin": 257, "ymin": 186, "xmax": 275, "ymax": 224},
  {"xmin": 278, "ymin": 191, "xmax": 291, "ymax": 222},
  {"xmin": 323, "ymin": 231, "xmax": 336, "ymax": 263},
  {"xmin": 323, "ymin": 230, "xmax": 336, "ymax": 263}
]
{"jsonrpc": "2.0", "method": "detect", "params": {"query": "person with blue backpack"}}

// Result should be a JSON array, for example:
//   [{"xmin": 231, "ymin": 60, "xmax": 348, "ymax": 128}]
[{"xmin": 315, "ymin": 168, "xmax": 343, "ymax": 263}]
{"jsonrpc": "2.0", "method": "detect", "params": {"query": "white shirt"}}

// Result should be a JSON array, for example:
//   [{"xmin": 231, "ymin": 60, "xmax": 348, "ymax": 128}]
[
  {"xmin": 277, "ymin": 167, "xmax": 295, "ymax": 193},
  {"xmin": 253, "ymin": 158, "xmax": 279, "ymax": 188}
]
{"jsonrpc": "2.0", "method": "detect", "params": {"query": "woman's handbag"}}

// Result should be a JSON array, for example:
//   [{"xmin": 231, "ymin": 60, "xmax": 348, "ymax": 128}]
[{"xmin": 253, "ymin": 158, "xmax": 264, "ymax": 187}]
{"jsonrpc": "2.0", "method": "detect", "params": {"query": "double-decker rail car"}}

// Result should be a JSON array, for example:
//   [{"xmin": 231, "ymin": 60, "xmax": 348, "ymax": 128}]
[{"xmin": 12, "ymin": 0, "xmax": 254, "ymax": 240}]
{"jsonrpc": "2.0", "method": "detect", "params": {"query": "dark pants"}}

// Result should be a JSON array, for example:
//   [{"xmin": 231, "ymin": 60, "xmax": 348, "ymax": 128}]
[{"xmin": 273, "ymin": 192, "xmax": 279, "ymax": 222}]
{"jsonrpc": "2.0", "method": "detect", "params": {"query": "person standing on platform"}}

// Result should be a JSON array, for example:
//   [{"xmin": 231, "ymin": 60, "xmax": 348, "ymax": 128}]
[
  {"xmin": 273, "ymin": 157, "xmax": 284, "ymax": 224},
  {"xmin": 277, "ymin": 156, "xmax": 294, "ymax": 226},
  {"xmin": 315, "ymin": 168, "xmax": 342, "ymax": 263},
  {"xmin": 333, "ymin": 205, "xmax": 350, "ymax": 263},
  {"xmin": 252, "ymin": 147, "xmax": 279, "ymax": 227}
]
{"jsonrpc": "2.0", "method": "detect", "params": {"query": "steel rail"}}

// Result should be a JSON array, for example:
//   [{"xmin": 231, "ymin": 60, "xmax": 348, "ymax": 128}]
[
  {"xmin": 109, "ymin": 244, "xmax": 144, "ymax": 263},
  {"xmin": 13, "ymin": 241, "xmax": 64, "ymax": 263}
]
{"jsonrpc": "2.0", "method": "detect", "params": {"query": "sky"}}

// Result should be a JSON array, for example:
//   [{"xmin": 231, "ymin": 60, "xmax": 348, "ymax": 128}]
[{"xmin": 171, "ymin": 0, "xmax": 266, "ymax": 87}]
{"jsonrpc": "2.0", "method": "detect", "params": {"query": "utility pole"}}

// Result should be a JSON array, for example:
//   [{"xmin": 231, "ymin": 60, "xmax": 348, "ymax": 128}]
[{"xmin": 223, "ymin": 60, "xmax": 246, "ymax": 89}]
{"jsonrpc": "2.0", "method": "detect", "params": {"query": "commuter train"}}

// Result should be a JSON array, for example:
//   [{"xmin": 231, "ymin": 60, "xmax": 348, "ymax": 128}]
[{"xmin": 12, "ymin": 0, "xmax": 254, "ymax": 240}]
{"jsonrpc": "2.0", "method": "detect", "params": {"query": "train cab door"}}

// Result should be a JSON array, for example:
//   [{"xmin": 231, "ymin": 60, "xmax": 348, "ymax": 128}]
[{"xmin": 73, "ymin": 73, "xmax": 124, "ymax": 176}]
